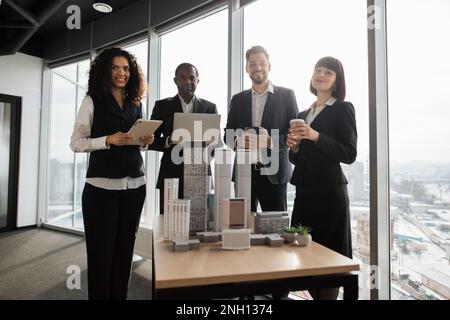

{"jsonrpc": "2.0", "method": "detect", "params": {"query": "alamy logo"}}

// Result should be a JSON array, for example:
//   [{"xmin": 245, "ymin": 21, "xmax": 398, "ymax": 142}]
[
  {"xmin": 170, "ymin": 125, "xmax": 280, "ymax": 176},
  {"xmin": 359, "ymin": 265, "xmax": 380, "ymax": 290},
  {"xmin": 66, "ymin": 5, "xmax": 81, "ymax": 30},
  {"xmin": 367, "ymin": 5, "xmax": 381, "ymax": 30},
  {"xmin": 66, "ymin": 265, "xmax": 81, "ymax": 290}
]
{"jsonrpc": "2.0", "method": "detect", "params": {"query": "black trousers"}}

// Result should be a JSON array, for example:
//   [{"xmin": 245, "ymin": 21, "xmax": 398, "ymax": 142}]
[
  {"xmin": 250, "ymin": 167, "xmax": 287, "ymax": 212},
  {"xmin": 82, "ymin": 183, "xmax": 146, "ymax": 300}
]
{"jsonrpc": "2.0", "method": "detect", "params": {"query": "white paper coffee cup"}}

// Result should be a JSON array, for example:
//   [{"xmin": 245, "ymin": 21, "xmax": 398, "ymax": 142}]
[{"xmin": 290, "ymin": 119, "xmax": 305, "ymax": 128}]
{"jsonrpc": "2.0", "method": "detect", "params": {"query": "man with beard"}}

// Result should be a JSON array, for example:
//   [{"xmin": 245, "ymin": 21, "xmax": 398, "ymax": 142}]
[
  {"xmin": 225, "ymin": 46, "xmax": 298, "ymax": 213},
  {"xmin": 150, "ymin": 63, "xmax": 217, "ymax": 213}
]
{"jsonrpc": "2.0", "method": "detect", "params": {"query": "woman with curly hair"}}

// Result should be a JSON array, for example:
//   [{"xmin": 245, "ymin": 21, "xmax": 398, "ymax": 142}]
[{"xmin": 70, "ymin": 47, "xmax": 153, "ymax": 300}]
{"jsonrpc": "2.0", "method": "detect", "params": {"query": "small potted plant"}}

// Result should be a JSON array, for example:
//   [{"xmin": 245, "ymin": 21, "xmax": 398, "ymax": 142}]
[
  {"xmin": 282, "ymin": 226, "xmax": 298, "ymax": 244},
  {"xmin": 295, "ymin": 225, "xmax": 312, "ymax": 247}
]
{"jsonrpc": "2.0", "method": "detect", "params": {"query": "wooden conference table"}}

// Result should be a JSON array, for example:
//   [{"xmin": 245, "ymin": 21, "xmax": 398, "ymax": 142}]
[{"xmin": 152, "ymin": 216, "xmax": 359, "ymax": 300}]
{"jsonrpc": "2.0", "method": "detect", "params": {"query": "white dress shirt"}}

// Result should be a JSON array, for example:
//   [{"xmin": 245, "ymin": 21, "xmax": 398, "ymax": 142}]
[
  {"xmin": 179, "ymin": 94, "xmax": 195, "ymax": 113},
  {"xmin": 70, "ymin": 95, "xmax": 146, "ymax": 190},
  {"xmin": 305, "ymin": 97, "xmax": 337, "ymax": 125},
  {"xmin": 251, "ymin": 81, "xmax": 274, "ymax": 127}
]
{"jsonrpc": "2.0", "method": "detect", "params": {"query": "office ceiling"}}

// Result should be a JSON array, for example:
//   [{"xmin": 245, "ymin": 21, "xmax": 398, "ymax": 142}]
[{"xmin": 0, "ymin": 0, "xmax": 140, "ymax": 57}]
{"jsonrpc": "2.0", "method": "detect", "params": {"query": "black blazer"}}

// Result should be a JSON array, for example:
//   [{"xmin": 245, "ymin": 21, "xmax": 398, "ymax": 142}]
[
  {"xmin": 149, "ymin": 95, "xmax": 217, "ymax": 189},
  {"xmin": 225, "ymin": 85, "xmax": 299, "ymax": 185},
  {"xmin": 289, "ymin": 100, "xmax": 357, "ymax": 188}
]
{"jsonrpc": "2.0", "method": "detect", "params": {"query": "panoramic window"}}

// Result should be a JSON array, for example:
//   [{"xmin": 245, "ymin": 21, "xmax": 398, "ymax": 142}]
[{"xmin": 387, "ymin": 0, "xmax": 450, "ymax": 300}]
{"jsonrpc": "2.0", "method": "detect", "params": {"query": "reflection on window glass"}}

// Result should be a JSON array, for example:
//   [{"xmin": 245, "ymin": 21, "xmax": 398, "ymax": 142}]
[
  {"xmin": 0, "ymin": 102, "xmax": 11, "ymax": 229},
  {"xmin": 77, "ymin": 60, "xmax": 90, "ymax": 91},
  {"xmin": 160, "ymin": 10, "xmax": 228, "ymax": 130},
  {"xmin": 388, "ymin": 0, "xmax": 450, "ymax": 300},
  {"xmin": 47, "ymin": 59, "xmax": 90, "ymax": 230},
  {"xmin": 124, "ymin": 40, "xmax": 150, "ymax": 223},
  {"xmin": 54, "ymin": 63, "xmax": 77, "ymax": 83},
  {"xmin": 125, "ymin": 40, "xmax": 148, "ymax": 81},
  {"xmin": 245, "ymin": 0, "xmax": 370, "ymax": 299},
  {"xmin": 48, "ymin": 73, "xmax": 76, "ymax": 224}
]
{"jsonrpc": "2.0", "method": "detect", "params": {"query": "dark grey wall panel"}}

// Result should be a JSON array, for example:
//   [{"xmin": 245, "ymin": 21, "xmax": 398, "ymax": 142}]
[
  {"xmin": 92, "ymin": 0, "xmax": 149, "ymax": 49},
  {"xmin": 150, "ymin": 0, "xmax": 215, "ymax": 27},
  {"xmin": 44, "ymin": 0, "xmax": 226, "ymax": 63},
  {"xmin": 44, "ymin": 0, "xmax": 149, "ymax": 63},
  {"xmin": 44, "ymin": 26, "xmax": 92, "ymax": 62}
]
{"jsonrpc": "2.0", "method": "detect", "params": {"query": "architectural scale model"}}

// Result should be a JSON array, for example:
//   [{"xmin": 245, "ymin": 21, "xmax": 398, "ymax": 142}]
[
  {"xmin": 235, "ymin": 149, "xmax": 252, "ymax": 227},
  {"xmin": 183, "ymin": 141, "xmax": 208, "ymax": 234},
  {"xmin": 213, "ymin": 148, "xmax": 232, "ymax": 232},
  {"xmin": 163, "ymin": 178, "xmax": 179, "ymax": 240},
  {"xmin": 165, "ymin": 199, "xmax": 191, "ymax": 241},
  {"xmin": 222, "ymin": 198, "xmax": 247, "ymax": 230},
  {"xmin": 254, "ymin": 211, "xmax": 290, "ymax": 234}
]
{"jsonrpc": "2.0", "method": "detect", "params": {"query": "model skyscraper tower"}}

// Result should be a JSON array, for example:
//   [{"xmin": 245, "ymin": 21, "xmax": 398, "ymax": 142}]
[
  {"xmin": 214, "ymin": 148, "xmax": 232, "ymax": 231},
  {"xmin": 163, "ymin": 178, "xmax": 179, "ymax": 240},
  {"xmin": 166, "ymin": 199, "xmax": 191, "ymax": 241},
  {"xmin": 235, "ymin": 149, "xmax": 252, "ymax": 228},
  {"xmin": 222, "ymin": 198, "xmax": 247, "ymax": 230},
  {"xmin": 183, "ymin": 141, "xmax": 208, "ymax": 234}
]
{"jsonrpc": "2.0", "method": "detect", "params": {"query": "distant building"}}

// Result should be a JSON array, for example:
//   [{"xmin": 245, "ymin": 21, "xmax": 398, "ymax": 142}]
[
  {"xmin": 214, "ymin": 148, "xmax": 232, "ymax": 232},
  {"xmin": 355, "ymin": 213, "xmax": 370, "ymax": 263},
  {"xmin": 418, "ymin": 266, "xmax": 450, "ymax": 299},
  {"xmin": 165, "ymin": 199, "xmax": 191, "ymax": 241},
  {"xmin": 446, "ymin": 242, "xmax": 450, "ymax": 261},
  {"xmin": 184, "ymin": 141, "xmax": 209, "ymax": 234},
  {"xmin": 354, "ymin": 209, "xmax": 394, "ymax": 263},
  {"xmin": 410, "ymin": 202, "xmax": 438, "ymax": 215}
]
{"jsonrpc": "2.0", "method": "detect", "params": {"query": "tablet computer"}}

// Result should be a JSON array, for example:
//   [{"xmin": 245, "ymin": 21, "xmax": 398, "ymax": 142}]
[
  {"xmin": 127, "ymin": 119, "xmax": 162, "ymax": 145},
  {"xmin": 172, "ymin": 113, "xmax": 221, "ymax": 143}
]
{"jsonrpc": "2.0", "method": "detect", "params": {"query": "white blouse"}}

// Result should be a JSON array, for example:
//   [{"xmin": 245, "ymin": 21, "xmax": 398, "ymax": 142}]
[{"xmin": 70, "ymin": 96, "xmax": 146, "ymax": 190}]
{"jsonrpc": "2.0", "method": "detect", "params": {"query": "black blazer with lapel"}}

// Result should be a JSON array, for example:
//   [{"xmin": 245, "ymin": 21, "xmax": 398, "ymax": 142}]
[
  {"xmin": 225, "ymin": 85, "xmax": 299, "ymax": 185},
  {"xmin": 289, "ymin": 100, "xmax": 357, "ymax": 188},
  {"xmin": 149, "ymin": 95, "xmax": 217, "ymax": 189}
]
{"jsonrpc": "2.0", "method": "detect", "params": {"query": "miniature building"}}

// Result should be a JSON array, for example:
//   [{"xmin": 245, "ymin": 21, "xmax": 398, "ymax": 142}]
[
  {"xmin": 265, "ymin": 234, "xmax": 284, "ymax": 247},
  {"xmin": 222, "ymin": 198, "xmax": 247, "ymax": 230},
  {"xmin": 235, "ymin": 149, "xmax": 252, "ymax": 227},
  {"xmin": 172, "ymin": 238, "xmax": 189, "ymax": 252},
  {"xmin": 207, "ymin": 193, "xmax": 215, "ymax": 230},
  {"xmin": 250, "ymin": 234, "xmax": 267, "ymax": 246},
  {"xmin": 163, "ymin": 178, "xmax": 179, "ymax": 240},
  {"xmin": 197, "ymin": 231, "xmax": 222, "ymax": 243},
  {"xmin": 254, "ymin": 211, "xmax": 290, "ymax": 234},
  {"xmin": 214, "ymin": 148, "xmax": 232, "ymax": 232},
  {"xmin": 222, "ymin": 229, "xmax": 251, "ymax": 250},
  {"xmin": 172, "ymin": 238, "xmax": 201, "ymax": 252},
  {"xmin": 165, "ymin": 199, "xmax": 191, "ymax": 241},
  {"xmin": 183, "ymin": 141, "xmax": 209, "ymax": 234}
]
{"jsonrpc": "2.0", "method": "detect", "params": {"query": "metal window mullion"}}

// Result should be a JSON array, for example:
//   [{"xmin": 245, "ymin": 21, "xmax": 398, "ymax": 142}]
[
  {"xmin": 37, "ymin": 68, "xmax": 52, "ymax": 227},
  {"xmin": 145, "ymin": 25, "xmax": 162, "ymax": 227},
  {"xmin": 72, "ymin": 63, "xmax": 79, "ymax": 219},
  {"xmin": 228, "ymin": 0, "xmax": 244, "ymax": 107},
  {"xmin": 368, "ymin": 0, "xmax": 391, "ymax": 300}
]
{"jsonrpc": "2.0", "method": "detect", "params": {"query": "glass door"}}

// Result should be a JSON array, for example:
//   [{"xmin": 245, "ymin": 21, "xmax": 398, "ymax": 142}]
[{"xmin": 0, "ymin": 94, "xmax": 21, "ymax": 231}]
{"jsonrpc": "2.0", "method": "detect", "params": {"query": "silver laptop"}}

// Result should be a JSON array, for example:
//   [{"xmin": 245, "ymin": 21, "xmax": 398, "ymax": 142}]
[{"xmin": 172, "ymin": 112, "xmax": 221, "ymax": 144}]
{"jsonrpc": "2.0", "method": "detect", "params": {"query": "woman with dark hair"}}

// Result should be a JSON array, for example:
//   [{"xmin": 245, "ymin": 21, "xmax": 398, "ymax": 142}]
[
  {"xmin": 70, "ymin": 47, "xmax": 154, "ymax": 300},
  {"xmin": 287, "ymin": 56, "xmax": 357, "ymax": 300}
]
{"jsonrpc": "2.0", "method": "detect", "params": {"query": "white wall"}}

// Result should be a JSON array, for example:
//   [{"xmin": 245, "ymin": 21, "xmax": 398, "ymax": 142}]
[{"xmin": 0, "ymin": 52, "xmax": 43, "ymax": 227}]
